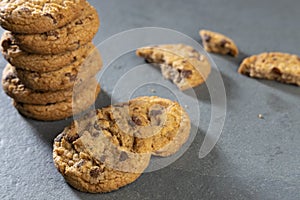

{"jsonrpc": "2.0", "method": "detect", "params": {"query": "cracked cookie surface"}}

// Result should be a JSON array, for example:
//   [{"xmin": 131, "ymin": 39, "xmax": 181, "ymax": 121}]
[
  {"xmin": 200, "ymin": 30, "xmax": 239, "ymax": 57},
  {"xmin": 136, "ymin": 44, "xmax": 211, "ymax": 90},
  {"xmin": 238, "ymin": 52, "xmax": 300, "ymax": 86},
  {"xmin": 0, "ymin": 0, "xmax": 85, "ymax": 34},
  {"xmin": 13, "ymin": 47, "xmax": 102, "ymax": 91},
  {"xmin": 14, "ymin": 82, "xmax": 101, "ymax": 121},
  {"xmin": 53, "ymin": 96, "xmax": 190, "ymax": 193},
  {"xmin": 11, "ymin": 3, "xmax": 99, "ymax": 55},
  {"xmin": 1, "ymin": 31, "xmax": 95, "ymax": 72}
]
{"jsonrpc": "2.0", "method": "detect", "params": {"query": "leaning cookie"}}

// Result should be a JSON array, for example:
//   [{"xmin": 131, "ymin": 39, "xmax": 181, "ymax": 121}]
[
  {"xmin": 14, "ymin": 83, "xmax": 101, "ymax": 121},
  {"xmin": 238, "ymin": 52, "xmax": 300, "ymax": 86},
  {"xmin": 10, "ymin": 3, "xmax": 99, "ymax": 55},
  {"xmin": 53, "ymin": 115, "xmax": 151, "ymax": 193},
  {"xmin": 1, "ymin": 31, "xmax": 96, "ymax": 72},
  {"xmin": 0, "ymin": 0, "xmax": 86, "ymax": 34},
  {"xmin": 12, "ymin": 47, "xmax": 102, "ymax": 91},
  {"xmin": 136, "ymin": 44, "xmax": 211, "ymax": 90},
  {"xmin": 2, "ymin": 64, "xmax": 99, "ymax": 105},
  {"xmin": 199, "ymin": 30, "xmax": 239, "ymax": 57}
]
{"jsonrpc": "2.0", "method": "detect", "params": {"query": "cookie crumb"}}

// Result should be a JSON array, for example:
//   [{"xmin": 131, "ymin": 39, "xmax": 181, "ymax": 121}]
[
  {"xmin": 258, "ymin": 114, "xmax": 264, "ymax": 119},
  {"xmin": 150, "ymin": 89, "xmax": 156, "ymax": 93}
]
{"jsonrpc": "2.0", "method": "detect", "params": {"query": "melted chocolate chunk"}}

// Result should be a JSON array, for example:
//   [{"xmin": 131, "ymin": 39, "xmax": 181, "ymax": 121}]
[
  {"xmin": 119, "ymin": 151, "xmax": 129, "ymax": 162},
  {"xmin": 90, "ymin": 168, "xmax": 103, "ymax": 178},
  {"xmin": 181, "ymin": 70, "xmax": 193, "ymax": 78},
  {"xmin": 132, "ymin": 116, "xmax": 142, "ymax": 126},
  {"xmin": 203, "ymin": 34, "xmax": 211, "ymax": 42},
  {"xmin": 1, "ymin": 38, "xmax": 12, "ymax": 52},
  {"xmin": 220, "ymin": 39, "xmax": 229, "ymax": 48}
]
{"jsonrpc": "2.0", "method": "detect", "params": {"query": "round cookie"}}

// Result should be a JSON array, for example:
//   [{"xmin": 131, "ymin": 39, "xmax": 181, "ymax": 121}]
[
  {"xmin": 0, "ymin": 0, "xmax": 86, "ymax": 34},
  {"xmin": 13, "ymin": 48, "xmax": 102, "ymax": 91},
  {"xmin": 11, "ymin": 4, "xmax": 99, "ymax": 55},
  {"xmin": 2, "ymin": 64, "xmax": 99, "ymax": 105},
  {"xmin": 1, "ymin": 31, "xmax": 95, "ymax": 72},
  {"xmin": 136, "ymin": 44, "xmax": 211, "ymax": 91},
  {"xmin": 14, "ymin": 83, "xmax": 101, "ymax": 121}
]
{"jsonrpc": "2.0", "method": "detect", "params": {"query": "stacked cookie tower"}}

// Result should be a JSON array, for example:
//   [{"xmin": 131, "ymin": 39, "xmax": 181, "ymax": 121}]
[{"xmin": 0, "ymin": 0, "xmax": 102, "ymax": 121}]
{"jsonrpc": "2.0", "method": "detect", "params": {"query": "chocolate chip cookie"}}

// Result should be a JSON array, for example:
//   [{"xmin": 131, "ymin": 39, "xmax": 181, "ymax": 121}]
[
  {"xmin": 238, "ymin": 52, "xmax": 300, "ymax": 86},
  {"xmin": 53, "ymin": 116, "xmax": 151, "ymax": 193},
  {"xmin": 2, "ymin": 64, "xmax": 99, "ymax": 105},
  {"xmin": 10, "ymin": 3, "xmax": 99, "ymax": 55},
  {"xmin": 14, "ymin": 82, "xmax": 101, "ymax": 121},
  {"xmin": 200, "ymin": 30, "xmax": 239, "ymax": 57},
  {"xmin": 1, "ymin": 31, "xmax": 95, "ymax": 72},
  {"xmin": 53, "ymin": 96, "xmax": 190, "ymax": 193},
  {"xmin": 0, "ymin": 0, "xmax": 86, "ymax": 34},
  {"xmin": 136, "ymin": 44, "xmax": 211, "ymax": 90},
  {"xmin": 13, "ymin": 47, "xmax": 102, "ymax": 91}
]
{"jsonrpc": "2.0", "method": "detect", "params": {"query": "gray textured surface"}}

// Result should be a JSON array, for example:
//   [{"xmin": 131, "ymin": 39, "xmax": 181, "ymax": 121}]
[{"xmin": 1, "ymin": 0, "xmax": 300, "ymax": 199}]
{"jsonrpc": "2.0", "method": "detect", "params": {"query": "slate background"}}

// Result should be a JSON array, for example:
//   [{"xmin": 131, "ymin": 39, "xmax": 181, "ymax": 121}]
[{"xmin": 0, "ymin": 0, "xmax": 300, "ymax": 199}]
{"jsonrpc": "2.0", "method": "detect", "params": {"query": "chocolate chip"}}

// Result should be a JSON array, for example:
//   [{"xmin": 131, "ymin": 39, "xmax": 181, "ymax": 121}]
[
  {"xmin": 75, "ymin": 20, "xmax": 83, "ymax": 25},
  {"xmin": 203, "ymin": 34, "xmax": 211, "ymax": 42},
  {"xmin": 100, "ymin": 155, "xmax": 106, "ymax": 163},
  {"xmin": 76, "ymin": 160, "xmax": 85, "ymax": 168},
  {"xmin": 43, "ymin": 13, "xmax": 57, "ymax": 24},
  {"xmin": 66, "ymin": 134, "xmax": 79, "ymax": 143},
  {"xmin": 119, "ymin": 151, "xmax": 129, "ymax": 162},
  {"xmin": 90, "ymin": 168, "xmax": 102, "ymax": 178},
  {"xmin": 132, "ymin": 116, "xmax": 142, "ymax": 126},
  {"xmin": 65, "ymin": 73, "xmax": 77, "ymax": 81},
  {"xmin": 149, "ymin": 110, "xmax": 162, "ymax": 117},
  {"xmin": 271, "ymin": 67, "xmax": 282, "ymax": 76},
  {"xmin": 145, "ymin": 58, "xmax": 154, "ymax": 63},
  {"xmin": 220, "ymin": 39, "xmax": 229, "ymax": 48},
  {"xmin": 1, "ymin": 38, "xmax": 12, "ymax": 52},
  {"xmin": 181, "ymin": 70, "xmax": 193, "ymax": 78},
  {"xmin": 19, "ymin": 7, "xmax": 31, "ymax": 14}
]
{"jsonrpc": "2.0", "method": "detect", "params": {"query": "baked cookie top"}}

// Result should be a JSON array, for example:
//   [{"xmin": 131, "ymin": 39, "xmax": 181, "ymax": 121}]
[
  {"xmin": 11, "ymin": 3, "xmax": 99, "ymax": 55},
  {"xmin": 136, "ymin": 44, "xmax": 211, "ymax": 90},
  {"xmin": 200, "ymin": 29, "xmax": 239, "ymax": 57},
  {"xmin": 1, "ymin": 31, "xmax": 95, "ymax": 72},
  {"xmin": 52, "ymin": 96, "xmax": 190, "ymax": 193},
  {"xmin": 238, "ymin": 52, "xmax": 300, "ymax": 86},
  {"xmin": 0, "ymin": 0, "xmax": 85, "ymax": 34},
  {"xmin": 14, "ymin": 47, "xmax": 102, "ymax": 91}
]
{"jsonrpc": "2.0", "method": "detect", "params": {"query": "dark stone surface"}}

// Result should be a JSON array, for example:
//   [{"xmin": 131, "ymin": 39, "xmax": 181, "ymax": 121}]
[{"xmin": 1, "ymin": 0, "xmax": 300, "ymax": 199}]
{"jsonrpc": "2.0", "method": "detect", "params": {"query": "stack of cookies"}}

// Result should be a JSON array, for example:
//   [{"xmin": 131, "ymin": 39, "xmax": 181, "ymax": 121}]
[{"xmin": 0, "ymin": 0, "xmax": 102, "ymax": 121}]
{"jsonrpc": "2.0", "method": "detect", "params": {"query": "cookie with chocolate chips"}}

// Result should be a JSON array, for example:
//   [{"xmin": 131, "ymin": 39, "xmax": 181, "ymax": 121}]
[
  {"xmin": 1, "ymin": 31, "xmax": 96, "ymax": 72},
  {"xmin": 11, "ymin": 47, "xmax": 102, "ymax": 91},
  {"xmin": 10, "ymin": 3, "xmax": 99, "ymax": 55},
  {"xmin": 2, "ymin": 63, "xmax": 94, "ymax": 105},
  {"xmin": 238, "ymin": 52, "xmax": 300, "ymax": 86},
  {"xmin": 0, "ymin": 0, "xmax": 86, "ymax": 34},
  {"xmin": 14, "ymin": 82, "xmax": 101, "ymax": 121},
  {"xmin": 53, "ymin": 96, "xmax": 190, "ymax": 193},
  {"xmin": 200, "ymin": 29, "xmax": 239, "ymax": 57},
  {"xmin": 136, "ymin": 44, "xmax": 211, "ymax": 90}
]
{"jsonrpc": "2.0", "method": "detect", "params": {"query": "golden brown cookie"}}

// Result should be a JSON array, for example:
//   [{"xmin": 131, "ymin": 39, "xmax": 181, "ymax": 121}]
[
  {"xmin": 1, "ymin": 31, "xmax": 96, "ymax": 72},
  {"xmin": 53, "ymin": 96, "xmax": 190, "ymax": 193},
  {"xmin": 14, "ymin": 83, "xmax": 101, "ymax": 121},
  {"xmin": 200, "ymin": 30, "xmax": 239, "ymax": 57},
  {"xmin": 10, "ymin": 3, "xmax": 99, "ymax": 55},
  {"xmin": 12, "ymin": 47, "xmax": 102, "ymax": 91},
  {"xmin": 2, "ymin": 64, "xmax": 99, "ymax": 105},
  {"xmin": 136, "ymin": 44, "xmax": 211, "ymax": 91},
  {"xmin": 238, "ymin": 52, "xmax": 300, "ymax": 86},
  {"xmin": 53, "ymin": 116, "xmax": 151, "ymax": 193},
  {"xmin": 0, "ymin": 0, "xmax": 86, "ymax": 34}
]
